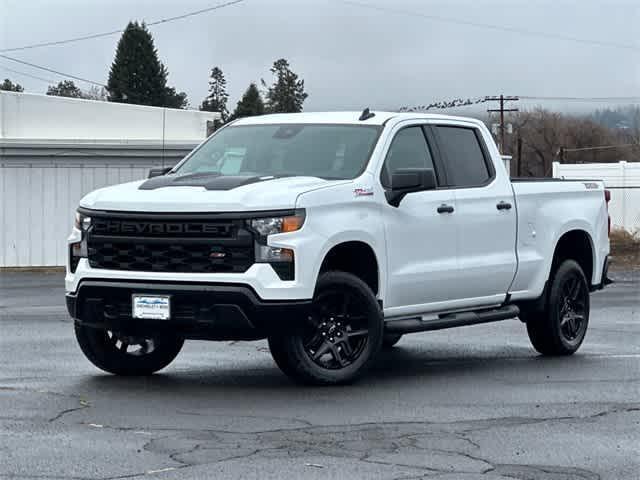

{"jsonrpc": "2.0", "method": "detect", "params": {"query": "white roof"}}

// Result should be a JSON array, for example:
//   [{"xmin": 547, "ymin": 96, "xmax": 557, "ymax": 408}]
[
  {"xmin": 232, "ymin": 110, "xmax": 483, "ymax": 127},
  {"xmin": 0, "ymin": 91, "xmax": 220, "ymax": 142}
]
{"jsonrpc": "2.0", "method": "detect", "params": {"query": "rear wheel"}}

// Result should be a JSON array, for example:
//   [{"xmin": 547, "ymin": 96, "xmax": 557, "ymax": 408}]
[
  {"xmin": 75, "ymin": 324, "xmax": 184, "ymax": 375},
  {"xmin": 526, "ymin": 259, "xmax": 590, "ymax": 356},
  {"xmin": 268, "ymin": 271, "xmax": 383, "ymax": 385}
]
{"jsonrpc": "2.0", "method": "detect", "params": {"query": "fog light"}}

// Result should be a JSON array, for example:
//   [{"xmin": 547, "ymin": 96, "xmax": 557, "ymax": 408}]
[
  {"xmin": 255, "ymin": 245, "xmax": 293, "ymax": 262},
  {"xmin": 255, "ymin": 245, "xmax": 294, "ymax": 280},
  {"xmin": 69, "ymin": 241, "xmax": 87, "ymax": 273}
]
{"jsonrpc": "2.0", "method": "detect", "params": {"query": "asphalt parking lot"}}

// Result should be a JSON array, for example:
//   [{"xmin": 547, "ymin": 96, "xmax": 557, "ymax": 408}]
[{"xmin": 1, "ymin": 270, "xmax": 638, "ymax": 480}]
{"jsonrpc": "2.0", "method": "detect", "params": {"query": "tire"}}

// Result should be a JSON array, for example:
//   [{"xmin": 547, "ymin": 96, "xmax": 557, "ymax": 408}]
[
  {"xmin": 526, "ymin": 259, "xmax": 590, "ymax": 356},
  {"xmin": 268, "ymin": 271, "xmax": 384, "ymax": 385},
  {"xmin": 75, "ymin": 324, "xmax": 184, "ymax": 375},
  {"xmin": 382, "ymin": 333, "xmax": 403, "ymax": 348}
]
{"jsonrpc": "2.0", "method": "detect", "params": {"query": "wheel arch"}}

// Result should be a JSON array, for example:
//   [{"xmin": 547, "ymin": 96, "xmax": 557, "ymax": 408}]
[
  {"xmin": 551, "ymin": 228, "xmax": 595, "ymax": 285},
  {"xmin": 317, "ymin": 240, "xmax": 381, "ymax": 298}
]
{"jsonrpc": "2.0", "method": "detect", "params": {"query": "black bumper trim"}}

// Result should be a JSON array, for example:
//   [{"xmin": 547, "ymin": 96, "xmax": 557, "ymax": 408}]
[{"xmin": 67, "ymin": 279, "xmax": 311, "ymax": 341}]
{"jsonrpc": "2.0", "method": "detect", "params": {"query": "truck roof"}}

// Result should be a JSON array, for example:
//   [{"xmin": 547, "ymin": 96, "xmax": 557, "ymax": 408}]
[{"xmin": 232, "ymin": 111, "xmax": 484, "ymax": 127}]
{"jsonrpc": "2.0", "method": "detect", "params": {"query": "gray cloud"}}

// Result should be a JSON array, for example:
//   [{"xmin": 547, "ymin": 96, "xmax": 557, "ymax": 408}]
[{"xmin": 1, "ymin": 0, "xmax": 638, "ymax": 112}]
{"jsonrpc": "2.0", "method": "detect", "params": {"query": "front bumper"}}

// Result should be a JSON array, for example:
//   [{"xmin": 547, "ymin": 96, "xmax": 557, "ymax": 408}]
[{"xmin": 67, "ymin": 279, "xmax": 312, "ymax": 340}]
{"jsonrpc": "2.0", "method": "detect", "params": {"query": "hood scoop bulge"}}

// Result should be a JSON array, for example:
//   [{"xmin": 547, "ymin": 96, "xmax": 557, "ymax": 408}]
[{"xmin": 139, "ymin": 174, "xmax": 267, "ymax": 191}]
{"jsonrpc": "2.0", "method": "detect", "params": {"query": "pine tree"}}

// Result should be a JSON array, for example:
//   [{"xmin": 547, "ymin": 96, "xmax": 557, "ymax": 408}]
[
  {"xmin": 107, "ymin": 21, "xmax": 187, "ymax": 108},
  {"xmin": 263, "ymin": 58, "xmax": 308, "ymax": 113},
  {"xmin": 46, "ymin": 80, "xmax": 83, "ymax": 98},
  {"xmin": 0, "ymin": 78, "xmax": 24, "ymax": 92},
  {"xmin": 230, "ymin": 83, "xmax": 265, "ymax": 120},
  {"xmin": 164, "ymin": 87, "xmax": 189, "ymax": 109},
  {"xmin": 200, "ymin": 67, "xmax": 229, "ymax": 121}
]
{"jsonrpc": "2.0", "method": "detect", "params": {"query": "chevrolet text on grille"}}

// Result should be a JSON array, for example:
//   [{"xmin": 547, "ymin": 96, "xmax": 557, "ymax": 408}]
[{"xmin": 92, "ymin": 221, "xmax": 228, "ymax": 235}]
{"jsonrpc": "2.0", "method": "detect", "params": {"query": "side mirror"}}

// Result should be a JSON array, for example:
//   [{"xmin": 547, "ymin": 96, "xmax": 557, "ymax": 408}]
[
  {"xmin": 385, "ymin": 168, "xmax": 436, "ymax": 207},
  {"xmin": 148, "ymin": 166, "xmax": 173, "ymax": 178}
]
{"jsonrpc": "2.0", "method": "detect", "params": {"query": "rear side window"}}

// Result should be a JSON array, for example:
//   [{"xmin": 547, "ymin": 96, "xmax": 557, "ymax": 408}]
[
  {"xmin": 381, "ymin": 126, "xmax": 435, "ymax": 188},
  {"xmin": 436, "ymin": 126, "xmax": 491, "ymax": 187}
]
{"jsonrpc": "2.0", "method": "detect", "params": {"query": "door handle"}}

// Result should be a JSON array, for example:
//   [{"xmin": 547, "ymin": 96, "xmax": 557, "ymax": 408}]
[
  {"xmin": 437, "ymin": 204, "xmax": 454, "ymax": 214},
  {"xmin": 496, "ymin": 201, "xmax": 512, "ymax": 211}
]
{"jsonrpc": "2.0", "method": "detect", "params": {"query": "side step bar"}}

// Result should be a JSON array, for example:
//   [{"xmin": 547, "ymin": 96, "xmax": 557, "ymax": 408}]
[{"xmin": 385, "ymin": 304, "xmax": 520, "ymax": 334}]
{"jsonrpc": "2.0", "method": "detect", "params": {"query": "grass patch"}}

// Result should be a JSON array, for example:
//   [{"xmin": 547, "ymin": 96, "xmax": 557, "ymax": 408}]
[{"xmin": 610, "ymin": 228, "xmax": 640, "ymax": 271}]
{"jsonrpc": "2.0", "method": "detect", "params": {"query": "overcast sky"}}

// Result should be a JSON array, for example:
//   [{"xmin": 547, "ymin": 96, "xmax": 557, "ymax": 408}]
[{"xmin": 1, "ymin": 0, "xmax": 638, "ymax": 113}]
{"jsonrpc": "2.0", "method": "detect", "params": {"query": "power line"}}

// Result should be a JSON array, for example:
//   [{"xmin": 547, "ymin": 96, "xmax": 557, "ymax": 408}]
[
  {"xmin": 0, "ymin": 0, "xmax": 246, "ymax": 53},
  {"xmin": 0, "ymin": 64, "xmax": 58, "ymax": 84},
  {"xmin": 520, "ymin": 96, "xmax": 640, "ymax": 102},
  {"xmin": 339, "ymin": 0, "xmax": 640, "ymax": 52},
  {"xmin": 0, "ymin": 54, "xmax": 106, "ymax": 87},
  {"xmin": 563, "ymin": 144, "xmax": 638, "ymax": 153}
]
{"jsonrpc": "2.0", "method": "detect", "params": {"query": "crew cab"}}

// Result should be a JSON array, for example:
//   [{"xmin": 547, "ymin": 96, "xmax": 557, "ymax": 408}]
[{"xmin": 66, "ymin": 110, "xmax": 611, "ymax": 385}]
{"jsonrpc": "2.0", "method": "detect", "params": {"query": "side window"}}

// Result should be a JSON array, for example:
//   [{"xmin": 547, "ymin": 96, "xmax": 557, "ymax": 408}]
[
  {"xmin": 381, "ymin": 126, "xmax": 435, "ymax": 188},
  {"xmin": 435, "ymin": 126, "xmax": 491, "ymax": 187}
]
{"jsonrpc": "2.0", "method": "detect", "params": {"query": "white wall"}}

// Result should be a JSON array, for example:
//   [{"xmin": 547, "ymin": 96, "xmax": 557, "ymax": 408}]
[
  {"xmin": 0, "ymin": 91, "xmax": 220, "ymax": 142},
  {"xmin": 0, "ymin": 160, "xmax": 172, "ymax": 267},
  {"xmin": 553, "ymin": 161, "xmax": 640, "ymax": 233},
  {"xmin": 0, "ymin": 91, "xmax": 220, "ymax": 267}
]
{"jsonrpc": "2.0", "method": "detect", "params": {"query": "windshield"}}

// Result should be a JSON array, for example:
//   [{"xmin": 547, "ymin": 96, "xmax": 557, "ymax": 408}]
[{"xmin": 174, "ymin": 124, "xmax": 381, "ymax": 180}]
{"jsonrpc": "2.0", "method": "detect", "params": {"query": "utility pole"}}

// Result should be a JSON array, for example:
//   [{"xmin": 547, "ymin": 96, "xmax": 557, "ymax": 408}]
[{"xmin": 487, "ymin": 95, "xmax": 519, "ymax": 154}]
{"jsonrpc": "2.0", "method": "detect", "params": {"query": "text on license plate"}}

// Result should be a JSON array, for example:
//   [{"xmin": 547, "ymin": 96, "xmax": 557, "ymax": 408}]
[{"xmin": 132, "ymin": 295, "xmax": 171, "ymax": 320}]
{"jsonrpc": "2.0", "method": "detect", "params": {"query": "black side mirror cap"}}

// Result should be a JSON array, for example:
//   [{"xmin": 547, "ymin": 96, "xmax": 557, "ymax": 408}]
[
  {"xmin": 385, "ymin": 168, "xmax": 437, "ymax": 207},
  {"xmin": 148, "ymin": 166, "xmax": 173, "ymax": 178}
]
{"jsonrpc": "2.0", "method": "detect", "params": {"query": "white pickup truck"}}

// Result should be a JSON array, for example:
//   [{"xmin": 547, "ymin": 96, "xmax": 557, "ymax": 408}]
[{"xmin": 66, "ymin": 110, "xmax": 611, "ymax": 385}]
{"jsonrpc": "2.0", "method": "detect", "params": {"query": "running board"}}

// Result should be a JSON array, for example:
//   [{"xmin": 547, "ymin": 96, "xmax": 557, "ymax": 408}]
[{"xmin": 385, "ymin": 304, "xmax": 520, "ymax": 334}]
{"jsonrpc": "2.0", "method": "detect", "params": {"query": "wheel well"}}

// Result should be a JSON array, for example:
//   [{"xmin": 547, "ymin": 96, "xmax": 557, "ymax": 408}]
[
  {"xmin": 319, "ymin": 241, "xmax": 379, "ymax": 295},
  {"xmin": 552, "ymin": 230, "xmax": 594, "ymax": 284}
]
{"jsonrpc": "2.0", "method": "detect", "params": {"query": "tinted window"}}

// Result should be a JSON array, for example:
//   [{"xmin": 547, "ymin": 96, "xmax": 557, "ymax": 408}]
[
  {"xmin": 176, "ymin": 124, "xmax": 381, "ymax": 180},
  {"xmin": 382, "ymin": 127, "xmax": 435, "ymax": 187},
  {"xmin": 436, "ymin": 127, "xmax": 491, "ymax": 187}
]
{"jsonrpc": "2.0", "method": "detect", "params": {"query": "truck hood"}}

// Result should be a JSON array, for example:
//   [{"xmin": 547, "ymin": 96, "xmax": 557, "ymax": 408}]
[{"xmin": 79, "ymin": 176, "xmax": 349, "ymax": 212}]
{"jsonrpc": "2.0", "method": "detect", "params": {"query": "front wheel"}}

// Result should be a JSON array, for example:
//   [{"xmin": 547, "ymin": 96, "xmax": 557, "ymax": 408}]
[
  {"xmin": 75, "ymin": 324, "xmax": 184, "ymax": 375},
  {"xmin": 526, "ymin": 259, "xmax": 590, "ymax": 356},
  {"xmin": 268, "ymin": 271, "xmax": 384, "ymax": 385}
]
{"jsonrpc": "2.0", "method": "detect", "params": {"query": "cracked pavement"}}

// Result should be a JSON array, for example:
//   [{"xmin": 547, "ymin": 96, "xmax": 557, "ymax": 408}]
[{"xmin": 0, "ymin": 271, "xmax": 638, "ymax": 479}]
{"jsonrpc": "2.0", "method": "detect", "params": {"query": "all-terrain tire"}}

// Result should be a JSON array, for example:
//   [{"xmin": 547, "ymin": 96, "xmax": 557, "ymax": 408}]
[
  {"xmin": 268, "ymin": 271, "xmax": 384, "ymax": 385},
  {"xmin": 382, "ymin": 333, "xmax": 403, "ymax": 348},
  {"xmin": 526, "ymin": 259, "xmax": 590, "ymax": 356},
  {"xmin": 75, "ymin": 324, "xmax": 184, "ymax": 375}
]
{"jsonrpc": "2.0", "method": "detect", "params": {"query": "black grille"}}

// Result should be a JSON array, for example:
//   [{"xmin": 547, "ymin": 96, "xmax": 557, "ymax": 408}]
[{"xmin": 87, "ymin": 216, "xmax": 254, "ymax": 273}]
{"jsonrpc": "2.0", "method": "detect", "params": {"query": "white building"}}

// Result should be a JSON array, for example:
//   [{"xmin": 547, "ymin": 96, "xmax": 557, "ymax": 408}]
[{"xmin": 0, "ymin": 91, "xmax": 220, "ymax": 267}]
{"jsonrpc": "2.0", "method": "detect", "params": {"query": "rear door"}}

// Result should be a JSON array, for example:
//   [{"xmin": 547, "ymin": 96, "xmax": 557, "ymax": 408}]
[{"xmin": 433, "ymin": 124, "xmax": 517, "ymax": 304}]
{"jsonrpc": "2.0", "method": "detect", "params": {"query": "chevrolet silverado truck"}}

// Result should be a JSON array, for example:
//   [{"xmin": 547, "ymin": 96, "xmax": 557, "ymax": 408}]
[{"xmin": 66, "ymin": 110, "xmax": 611, "ymax": 385}]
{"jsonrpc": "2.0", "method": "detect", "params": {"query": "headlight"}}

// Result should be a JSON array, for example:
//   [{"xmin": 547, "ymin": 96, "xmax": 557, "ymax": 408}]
[
  {"xmin": 249, "ymin": 211, "xmax": 305, "ymax": 237},
  {"xmin": 248, "ymin": 210, "xmax": 304, "ymax": 281},
  {"xmin": 74, "ymin": 211, "xmax": 91, "ymax": 231}
]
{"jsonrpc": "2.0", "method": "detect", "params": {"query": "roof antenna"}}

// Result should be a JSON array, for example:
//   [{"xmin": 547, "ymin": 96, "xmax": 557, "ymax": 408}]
[{"xmin": 359, "ymin": 108, "xmax": 375, "ymax": 121}]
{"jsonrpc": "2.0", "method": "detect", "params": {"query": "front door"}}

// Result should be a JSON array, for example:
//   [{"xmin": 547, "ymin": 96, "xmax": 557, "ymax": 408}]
[{"xmin": 380, "ymin": 124, "xmax": 459, "ymax": 317}]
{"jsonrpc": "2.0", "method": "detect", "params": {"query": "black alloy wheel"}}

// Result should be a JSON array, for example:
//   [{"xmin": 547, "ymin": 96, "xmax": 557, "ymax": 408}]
[
  {"xmin": 526, "ymin": 259, "xmax": 590, "ymax": 356},
  {"xmin": 302, "ymin": 288, "xmax": 370, "ymax": 369},
  {"xmin": 268, "ymin": 271, "xmax": 384, "ymax": 385}
]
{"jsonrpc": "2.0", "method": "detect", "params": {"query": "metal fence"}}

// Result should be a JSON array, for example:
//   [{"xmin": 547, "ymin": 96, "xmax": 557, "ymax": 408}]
[{"xmin": 553, "ymin": 161, "xmax": 640, "ymax": 234}]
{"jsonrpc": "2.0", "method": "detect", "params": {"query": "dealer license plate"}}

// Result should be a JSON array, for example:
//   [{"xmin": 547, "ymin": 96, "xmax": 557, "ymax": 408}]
[{"xmin": 132, "ymin": 295, "xmax": 171, "ymax": 320}]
